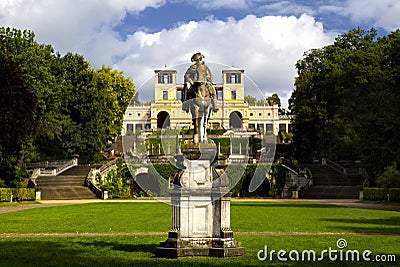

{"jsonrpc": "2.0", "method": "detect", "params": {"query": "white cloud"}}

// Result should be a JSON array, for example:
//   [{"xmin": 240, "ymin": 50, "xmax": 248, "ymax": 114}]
[
  {"xmin": 256, "ymin": 1, "xmax": 316, "ymax": 16},
  {"xmin": 321, "ymin": 0, "xmax": 400, "ymax": 32},
  {"xmin": 199, "ymin": 0, "xmax": 248, "ymax": 9},
  {"xmin": 180, "ymin": 0, "xmax": 248, "ymax": 9},
  {"xmin": 0, "ymin": 0, "xmax": 165, "ymax": 54},
  {"xmin": 376, "ymin": 3, "xmax": 400, "ymax": 31},
  {"xmin": 0, "ymin": 0, "xmax": 335, "ymax": 108},
  {"xmin": 113, "ymin": 14, "xmax": 333, "ymax": 107}
]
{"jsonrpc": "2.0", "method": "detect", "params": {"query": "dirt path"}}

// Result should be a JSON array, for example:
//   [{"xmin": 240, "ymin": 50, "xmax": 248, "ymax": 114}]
[
  {"xmin": 328, "ymin": 202, "xmax": 400, "ymax": 212},
  {"xmin": 0, "ymin": 199, "xmax": 160, "ymax": 214},
  {"xmin": 0, "ymin": 203, "xmax": 72, "ymax": 214}
]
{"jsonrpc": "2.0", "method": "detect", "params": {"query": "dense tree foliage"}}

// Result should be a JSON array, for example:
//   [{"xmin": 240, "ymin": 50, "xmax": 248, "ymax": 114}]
[
  {"xmin": 289, "ymin": 28, "xmax": 400, "ymax": 178},
  {"xmin": 243, "ymin": 93, "xmax": 279, "ymax": 107},
  {"xmin": 0, "ymin": 54, "xmax": 37, "ymax": 186},
  {"xmin": 267, "ymin": 93, "xmax": 281, "ymax": 106},
  {"xmin": 0, "ymin": 27, "xmax": 135, "ymax": 185},
  {"xmin": 244, "ymin": 95, "xmax": 257, "ymax": 105}
]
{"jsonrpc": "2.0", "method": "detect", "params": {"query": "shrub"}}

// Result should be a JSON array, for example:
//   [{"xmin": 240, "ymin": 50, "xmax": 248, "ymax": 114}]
[
  {"xmin": 210, "ymin": 137, "xmax": 230, "ymax": 154},
  {"xmin": 377, "ymin": 163, "xmax": 400, "ymax": 189},
  {"xmin": 388, "ymin": 188, "xmax": 400, "ymax": 202},
  {"xmin": 96, "ymin": 163, "xmax": 135, "ymax": 199},
  {"xmin": 0, "ymin": 188, "xmax": 35, "ymax": 202},
  {"xmin": 0, "ymin": 188, "xmax": 12, "ymax": 201},
  {"xmin": 229, "ymin": 164, "xmax": 270, "ymax": 197},
  {"xmin": 151, "ymin": 163, "xmax": 178, "ymax": 180},
  {"xmin": 363, "ymin": 187, "xmax": 387, "ymax": 201},
  {"xmin": 269, "ymin": 162, "xmax": 286, "ymax": 198}
]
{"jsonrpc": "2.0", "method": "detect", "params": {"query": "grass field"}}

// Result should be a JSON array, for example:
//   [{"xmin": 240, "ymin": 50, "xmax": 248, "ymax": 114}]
[{"xmin": 0, "ymin": 201, "xmax": 399, "ymax": 266}]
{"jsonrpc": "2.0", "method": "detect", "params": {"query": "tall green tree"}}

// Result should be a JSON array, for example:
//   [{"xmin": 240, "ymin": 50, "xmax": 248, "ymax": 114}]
[
  {"xmin": 244, "ymin": 95, "xmax": 257, "ymax": 105},
  {"xmin": 48, "ymin": 55, "xmax": 136, "ymax": 163},
  {"xmin": 289, "ymin": 28, "xmax": 400, "ymax": 177},
  {"xmin": 244, "ymin": 95, "xmax": 267, "ymax": 106},
  {"xmin": 1, "ymin": 27, "xmax": 64, "ymax": 162},
  {"xmin": 93, "ymin": 66, "xmax": 136, "ymax": 139},
  {"xmin": 1, "ymin": 27, "xmax": 137, "ymax": 183},
  {"xmin": 267, "ymin": 93, "xmax": 281, "ymax": 107},
  {"xmin": 0, "ymin": 54, "xmax": 37, "ymax": 184},
  {"xmin": 69, "ymin": 65, "xmax": 135, "ymax": 163}
]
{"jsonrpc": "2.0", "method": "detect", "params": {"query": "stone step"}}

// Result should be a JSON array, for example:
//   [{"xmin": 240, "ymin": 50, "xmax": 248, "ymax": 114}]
[
  {"xmin": 40, "ymin": 186, "xmax": 97, "ymax": 200},
  {"xmin": 36, "ymin": 176, "xmax": 85, "ymax": 186},
  {"xmin": 303, "ymin": 186, "xmax": 359, "ymax": 199},
  {"xmin": 301, "ymin": 164, "xmax": 364, "ymax": 199},
  {"xmin": 36, "ymin": 165, "xmax": 97, "ymax": 200},
  {"xmin": 59, "ymin": 165, "xmax": 92, "ymax": 176},
  {"xmin": 315, "ymin": 178, "xmax": 364, "ymax": 186}
]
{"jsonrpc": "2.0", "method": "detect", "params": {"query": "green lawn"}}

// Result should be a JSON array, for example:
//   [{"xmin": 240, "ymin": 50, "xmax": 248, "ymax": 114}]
[
  {"xmin": 0, "ymin": 201, "xmax": 399, "ymax": 266},
  {"xmin": 1, "ymin": 202, "xmax": 399, "ymax": 235},
  {"xmin": 0, "ymin": 235, "xmax": 398, "ymax": 266}
]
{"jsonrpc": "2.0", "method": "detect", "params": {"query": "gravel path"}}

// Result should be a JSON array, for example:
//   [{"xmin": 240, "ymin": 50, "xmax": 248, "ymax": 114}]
[
  {"xmin": 0, "ymin": 203, "xmax": 72, "ymax": 214},
  {"xmin": 328, "ymin": 202, "xmax": 400, "ymax": 212}
]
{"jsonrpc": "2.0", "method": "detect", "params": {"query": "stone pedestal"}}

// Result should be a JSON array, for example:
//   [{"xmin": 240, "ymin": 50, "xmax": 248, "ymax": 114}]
[
  {"xmin": 155, "ymin": 189, "xmax": 245, "ymax": 258},
  {"xmin": 156, "ymin": 145, "xmax": 245, "ymax": 258}
]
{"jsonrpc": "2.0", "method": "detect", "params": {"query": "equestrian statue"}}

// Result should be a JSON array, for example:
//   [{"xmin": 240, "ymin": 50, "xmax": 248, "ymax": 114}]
[{"xmin": 182, "ymin": 52, "xmax": 218, "ymax": 144}]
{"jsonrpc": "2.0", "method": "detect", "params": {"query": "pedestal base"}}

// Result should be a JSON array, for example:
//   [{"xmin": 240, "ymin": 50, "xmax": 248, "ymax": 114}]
[
  {"xmin": 156, "ymin": 232, "xmax": 245, "ymax": 258},
  {"xmin": 155, "ymin": 189, "xmax": 245, "ymax": 258},
  {"xmin": 156, "ymin": 239, "xmax": 245, "ymax": 258}
]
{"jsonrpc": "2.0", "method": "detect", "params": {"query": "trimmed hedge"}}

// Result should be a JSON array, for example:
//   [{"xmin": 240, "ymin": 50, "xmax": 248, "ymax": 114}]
[
  {"xmin": 151, "ymin": 163, "xmax": 178, "ymax": 180},
  {"xmin": 388, "ymin": 188, "xmax": 400, "ymax": 201},
  {"xmin": 363, "ymin": 187, "xmax": 400, "ymax": 202},
  {"xmin": 0, "ymin": 188, "xmax": 36, "ymax": 202},
  {"xmin": 229, "ymin": 163, "xmax": 272, "ymax": 197},
  {"xmin": 363, "ymin": 188, "xmax": 387, "ymax": 201}
]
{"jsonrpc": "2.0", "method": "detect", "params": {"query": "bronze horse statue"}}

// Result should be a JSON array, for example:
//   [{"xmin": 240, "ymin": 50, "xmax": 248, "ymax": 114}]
[{"xmin": 182, "ymin": 52, "xmax": 218, "ymax": 144}]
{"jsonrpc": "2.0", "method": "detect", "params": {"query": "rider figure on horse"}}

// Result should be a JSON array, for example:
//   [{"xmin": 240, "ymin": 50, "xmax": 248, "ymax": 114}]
[{"xmin": 182, "ymin": 52, "xmax": 218, "ymax": 113}]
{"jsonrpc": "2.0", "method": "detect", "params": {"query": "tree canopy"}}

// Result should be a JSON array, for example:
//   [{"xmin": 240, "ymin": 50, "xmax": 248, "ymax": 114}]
[
  {"xmin": 289, "ymin": 28, "xmax": 400, "ymax": 177},
  {"xmin": 267, "ymin": 93, "xmax": 281, "ymax": 106},
  {"xmin": 244, "ymin": 93, "xmax": 279, "ymax": 107},
  {"xmin": 0, "ymin": 27, "xmax": 136, "ymax": 185}
]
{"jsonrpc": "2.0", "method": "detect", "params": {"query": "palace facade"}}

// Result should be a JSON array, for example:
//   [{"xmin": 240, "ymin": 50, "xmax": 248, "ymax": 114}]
[{"xmin": 122, "ymin": 69, "xmax": 292, "ymax": 136}]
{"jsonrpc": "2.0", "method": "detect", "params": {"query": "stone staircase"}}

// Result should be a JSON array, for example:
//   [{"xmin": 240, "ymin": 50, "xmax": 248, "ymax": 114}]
[
  {"xmin": 301, "ymin": 164, "xmax": 364, "ymax": 199},
  {"xmin": 36, "ymin": 165, "xmax": 97, "ymax": 200}
]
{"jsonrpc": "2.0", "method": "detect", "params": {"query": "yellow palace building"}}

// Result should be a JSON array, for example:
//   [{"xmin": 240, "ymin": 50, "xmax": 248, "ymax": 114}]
[{"xmin": 122, "ymin": 69, "xmax": 292, "ymax": 137}]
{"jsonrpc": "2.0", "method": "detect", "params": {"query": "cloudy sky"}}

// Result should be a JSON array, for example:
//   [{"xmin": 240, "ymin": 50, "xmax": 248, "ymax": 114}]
[{"xmin": 1, "ymin": 0, "xmax": 399, "ymax": 107}]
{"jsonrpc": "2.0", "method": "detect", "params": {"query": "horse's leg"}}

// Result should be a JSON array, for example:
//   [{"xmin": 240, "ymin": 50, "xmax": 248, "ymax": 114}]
[
  {"xmin": 193, "ymin": 106, "xmax": 199, "ymax": 144},
  {"xmin": 199, "ymin": 111, "xmax": 205, "ymax": 143},
  {"xmin": 202, "ymin": 110, "xmax": 207, "ymax": 143},
  {"xmin": 203, "ymin": 106, "xmax": 211, "ymax": 143}
]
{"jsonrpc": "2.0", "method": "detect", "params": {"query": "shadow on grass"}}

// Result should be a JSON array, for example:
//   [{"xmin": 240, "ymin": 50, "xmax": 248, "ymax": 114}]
[
  {"xmin": 320, "ymin": 217, "xmax": 400, "ymax": 234},
  {"xmin": 78, "ymin": 240, "xmax": 156, "ymax": 253},
  {"xmin": 1, "ymin": 237, "xmax": 398, "ymax": 266},
  {"xmin": 0, "ymin": 239, "xmax": 254, "ymax": 267},
  {"xmin": 231, "ymin": 202, "xmax": 339, "ymax": 209},
  {"xmin": 0, "ymin": 239, "xmax": 158, "ymax": 267}
]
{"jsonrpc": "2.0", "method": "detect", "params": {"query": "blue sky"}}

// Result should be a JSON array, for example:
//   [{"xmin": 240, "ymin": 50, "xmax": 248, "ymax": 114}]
[
  {"xmin": 1, "ymin": 0, "xmax": 399, "ymax": 106},
  {"xmin": 115, "ymin": 0, "xmax": 387, "ymax": 36}
]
